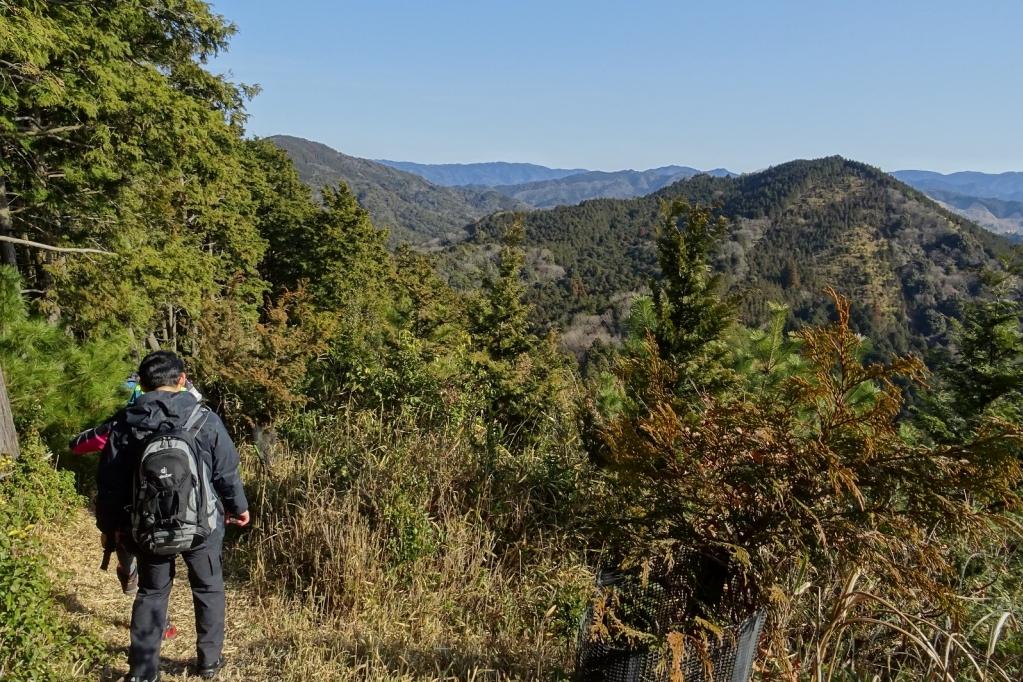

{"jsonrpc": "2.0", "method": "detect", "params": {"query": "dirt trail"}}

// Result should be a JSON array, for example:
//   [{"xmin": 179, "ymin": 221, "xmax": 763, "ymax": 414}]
[
  {"xmin": 45, "ymin": 509, "xmax": 285, "ymax": 681},
  {"xmin": 45, "ymin": 509, "xmax": 517, "ymax": 681}
]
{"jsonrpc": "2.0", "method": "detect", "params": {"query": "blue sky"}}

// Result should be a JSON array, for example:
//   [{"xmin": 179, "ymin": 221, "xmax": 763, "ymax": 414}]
[{"xmin": 208, "ymin": 0, "xmax": 1022, "ymax": 173}]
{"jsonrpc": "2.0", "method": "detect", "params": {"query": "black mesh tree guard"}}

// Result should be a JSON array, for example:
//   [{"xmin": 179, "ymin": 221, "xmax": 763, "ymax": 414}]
[{"xmin": 575, "ymin": 556, "xmax": 765, "ymax": 682}]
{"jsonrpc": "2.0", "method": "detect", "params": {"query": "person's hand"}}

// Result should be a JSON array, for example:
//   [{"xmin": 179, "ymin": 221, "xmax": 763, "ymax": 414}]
[{"xmin": 226, "ymin": 510, "xmax": 250, "ymax": 527}]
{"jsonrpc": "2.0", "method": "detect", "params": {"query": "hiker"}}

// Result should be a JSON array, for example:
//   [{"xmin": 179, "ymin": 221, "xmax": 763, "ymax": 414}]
[
  {"xmin": 94, "ymin": 351, "xmax": 250, "ymax": 682},
  {"xmin": 70, "ymin": 373, "xmax": 204, "ymax": 639}
]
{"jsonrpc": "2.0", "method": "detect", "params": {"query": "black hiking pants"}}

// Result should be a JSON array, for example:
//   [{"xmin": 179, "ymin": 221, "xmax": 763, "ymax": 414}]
[{"xmin": 127, "ymin": 527, "xmax": 225, "ymax": 680}]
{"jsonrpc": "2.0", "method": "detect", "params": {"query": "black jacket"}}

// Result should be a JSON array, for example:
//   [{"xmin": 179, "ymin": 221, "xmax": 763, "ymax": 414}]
[{"xmin": 95, "ymin": 390, "xmax": 248, "ymax": 534}]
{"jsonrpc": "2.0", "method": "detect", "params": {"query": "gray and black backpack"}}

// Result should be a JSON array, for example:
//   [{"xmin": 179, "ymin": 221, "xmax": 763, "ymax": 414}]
[{"xmin": 131, "ymin": 404, "xmax": 219, "ymax": 555}]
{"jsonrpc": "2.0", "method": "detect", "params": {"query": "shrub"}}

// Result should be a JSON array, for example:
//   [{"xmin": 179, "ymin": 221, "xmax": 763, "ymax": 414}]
[
  {"xmin": 590, "ymin": 291, "xmax": 1023, "ymax": 678},
  {"xmin": 0, "ymin": 434, "xmax": 105, "ymax": 681}
]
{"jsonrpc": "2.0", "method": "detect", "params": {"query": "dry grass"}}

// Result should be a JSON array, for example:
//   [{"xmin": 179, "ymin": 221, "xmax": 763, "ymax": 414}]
[
  {"xmin": 42, "ymin": 413, "xmax": 593, "ymax": 681},
  {"xmin": 235, "ymin": 415, "xmax": 594, "ymax": 680},
  {"xmin": 757, "ymin": 555, "xmax": 1022, "ymax": 682},
  {"xmin": 44, "ymin": 508, "xmax": 568, "ymax": 681}
]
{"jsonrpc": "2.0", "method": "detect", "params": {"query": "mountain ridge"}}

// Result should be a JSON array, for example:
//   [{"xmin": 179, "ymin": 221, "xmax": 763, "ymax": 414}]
[
  {"xmin": 269, "ymin": 135, "xmax": 526, "ymax": 244},
  {"xmin": 376, "ymin": 158, "xmax": 738, "ymax": 208},
  {"xmin": 493, "ymin": 166, "xmax": 736, "ymax": 208},
  {"xmin": 267, "ymin": 135, "xmax": 1016, "ymax": 358},
  {"xmin": 893, "ymin": 169, "xmax": 1023, "ymax": 202},
  {"xmin": 375, "ymin": 160, "xmax": 587, "ymax": 187}
]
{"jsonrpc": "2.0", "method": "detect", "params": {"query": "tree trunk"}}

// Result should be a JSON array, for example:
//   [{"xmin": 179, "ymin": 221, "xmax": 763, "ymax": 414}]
[
  {"xmin": 0, "ymin": 180, "xmax": 17, "ymax": 267},
  {"xmin": 168, "ymin": 303, "xmax": 177, "ymax": 352},
  {"xmin": 0, "ymin": 365, "xmax": 20, "ymax": 463}
]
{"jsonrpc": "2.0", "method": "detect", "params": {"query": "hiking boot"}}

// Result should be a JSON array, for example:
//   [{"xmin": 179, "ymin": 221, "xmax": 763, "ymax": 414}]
[
  {"xmin": 117, "ymin": 564, "xmax": 139, "ymax": 595},
  {"xmin": 196, "ymin": 657, "xmax": 226, "ymax": 679},
  {"xmin": 123, "ymin": 674, "xmax": 159, "ymax": 682}
]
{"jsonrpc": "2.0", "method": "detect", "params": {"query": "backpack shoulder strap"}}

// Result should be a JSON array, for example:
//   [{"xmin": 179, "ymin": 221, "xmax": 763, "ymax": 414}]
[{"xmin": 182, "ymin": 403, "xmax": 210, "ymax": 435}]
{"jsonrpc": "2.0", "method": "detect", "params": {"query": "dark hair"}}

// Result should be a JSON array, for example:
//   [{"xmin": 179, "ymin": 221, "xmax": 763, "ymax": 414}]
[{"xmin": 138, "ymin": 351, "xmax": 186, "ymax": 391}]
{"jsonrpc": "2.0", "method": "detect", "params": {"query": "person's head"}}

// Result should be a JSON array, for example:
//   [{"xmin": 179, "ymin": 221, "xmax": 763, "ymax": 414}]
[{"xmin": 138, "ymin": 351, "xmax": 187, "ymax": 392}]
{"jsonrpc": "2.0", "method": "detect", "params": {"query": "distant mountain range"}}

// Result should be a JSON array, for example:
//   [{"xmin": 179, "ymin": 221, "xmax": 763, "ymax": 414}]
[
  {"xmin": 492, "ymin": 166, "xmax": 736, "ymax": 209},
  {"xmin": 268, "ymin": 135, "xmax": 1015, "ymax": 358},
  {"xmin": 379, "ymin": 159, "xmax": 736, "ymax": 208},
  {"xmin": 375, "ymin": 160, "xmax": 585, "ymax": 187},
  {"xmin": 919, "ymin": 189, "xmax": 1023, "ymax": 236},
  {"xmin": 376, "ymin": 164, "xmax": 1023, "ymax": 231},
  {"xmin": 273, "ymin": 135, "xmax": 1023, "ymax": 243},
  {"xmin": 273, "ymin": 136, "xmax": 741, "ymax": 239},
  {"xmin": 893, "ymin": 170, "xmax": 1023, "ymax": 202},
  {"xmin": 892, "ymin": 170, "xmax": 1023, "ymax": 235}
]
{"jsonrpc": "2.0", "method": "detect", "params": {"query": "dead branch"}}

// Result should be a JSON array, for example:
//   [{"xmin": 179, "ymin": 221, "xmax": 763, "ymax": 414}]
[{"xmin": 0, "ymin": 234, "xmax": 115, "ymax": 256}]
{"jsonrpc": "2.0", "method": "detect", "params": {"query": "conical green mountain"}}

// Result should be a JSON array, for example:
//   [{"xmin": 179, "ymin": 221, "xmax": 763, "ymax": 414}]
[{"xmin": 450, "ymin": 156, "xmax": 1013, "ymax": 357}]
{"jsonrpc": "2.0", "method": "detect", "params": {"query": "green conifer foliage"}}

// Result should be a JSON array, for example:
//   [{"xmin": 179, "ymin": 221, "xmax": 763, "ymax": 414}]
[
  {"xmin": 247, "ymin": 139, "xmax": 320, "ymax": 297},
  {"xmin": 592, "ymin": 202, "xmax": 736, "ymax": 433},
  {"xmin": 2, "ymin": 1, "xmax": 269, "ymax": 365},
  {"xmin": 394, "ymin": 244, "xmax": 464, "ymax": 343},
  {"xmin": 312, "ymin": 185, "xmax": 393, "ymax": 310},
  {"xmin": 476, "ymin": 219, "xmax": 532, "ymax": 359},
  {"xmin": 467, "ymin": 220, "xmax": 575, "ymax": 445},
  {"xmin": 1, "ymin": 0, "xmax": 246, "ymax": 262},
  {"xmin": 923, "ymin": 300, "xmax": 1023, "ymax": 441},
  {"xmin": 0, "ymin": 267, "xmax": 128, "ymax": 453},
  {"xmin": 388, "ymin": 245, "xmax": 472, "ymax": 413},
  {"xmin": 282, "ymin": 183, "xmax": 405, "ymax": 407},
  {"xmin": 651, "ymin": 200, "xmax": 733, "ymax": 366},
  {"xmin": 727, "ymin": 302, "xmax": 806, "ymax": 395}
]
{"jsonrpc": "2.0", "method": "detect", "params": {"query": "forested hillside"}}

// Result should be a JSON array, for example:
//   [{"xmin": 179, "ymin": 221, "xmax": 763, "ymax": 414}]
[
  {"xmin": 453, "ymin": 157, "xmax": 1013, "ymax": 357},
  {"xmin": 270, "ymin": 135, "xmax": 525, "ymax": 244}
]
